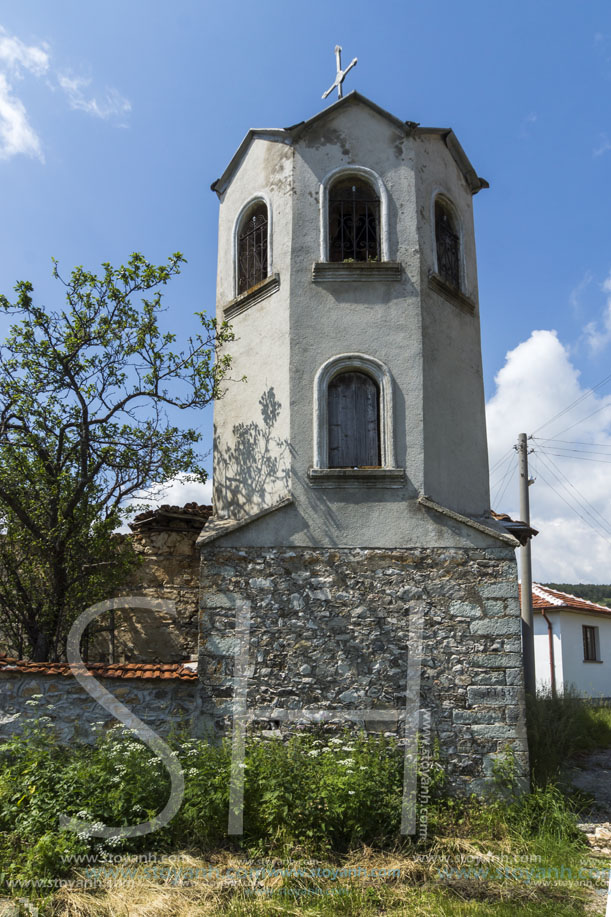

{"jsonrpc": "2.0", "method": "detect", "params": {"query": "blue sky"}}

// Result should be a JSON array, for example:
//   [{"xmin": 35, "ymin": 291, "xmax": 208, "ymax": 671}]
[{"xmin": 1, "ymin": 1, "xmax": 611, "ymax": 581}]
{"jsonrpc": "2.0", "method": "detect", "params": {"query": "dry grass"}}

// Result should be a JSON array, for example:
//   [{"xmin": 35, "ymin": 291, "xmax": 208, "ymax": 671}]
[{"xmin": 43, "ymin": 846, "xmax": 607, "ymax": 917}]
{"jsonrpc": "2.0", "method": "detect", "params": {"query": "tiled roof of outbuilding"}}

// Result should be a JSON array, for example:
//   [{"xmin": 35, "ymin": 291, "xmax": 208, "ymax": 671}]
[
  {"xmin": 518, "ymin": 584, "xmax": 611, "ymax": 616},
  {"xmin": 129, "ymin": 502, "xmax": 213, "ymax": 532},
  {"xmin": 0, "ymin": 655, "xmax": 198, "ymax": 681}
]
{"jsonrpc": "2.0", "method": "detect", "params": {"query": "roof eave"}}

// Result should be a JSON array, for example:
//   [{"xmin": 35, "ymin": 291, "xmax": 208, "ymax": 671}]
[
  {"xmin": 211, "ymin": 129, "xmax": 292, "ymax": 198},
  {"xmin": 415, "ymin": 127, "xmax": 489, "ymax": 194},
  {"xmin": 210, "ymin": 92, "xmax": 489, "ymax": 199}
]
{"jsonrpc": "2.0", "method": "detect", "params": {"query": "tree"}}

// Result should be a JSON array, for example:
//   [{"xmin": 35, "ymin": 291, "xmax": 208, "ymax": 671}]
[{"xmin": 0, "ymin": 252, "xmax": 233, "ymax": 661}]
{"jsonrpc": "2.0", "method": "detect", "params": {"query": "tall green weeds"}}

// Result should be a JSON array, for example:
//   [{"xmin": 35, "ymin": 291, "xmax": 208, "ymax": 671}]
[{"xmin": 526, "ymin": 688, "xmax": 611, "ymax": 786}]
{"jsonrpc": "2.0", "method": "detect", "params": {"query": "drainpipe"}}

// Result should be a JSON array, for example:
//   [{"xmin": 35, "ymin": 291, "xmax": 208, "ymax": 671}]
[{"xmin": 540, "ymin": 609, "xmax": 556, "ymax": 698}]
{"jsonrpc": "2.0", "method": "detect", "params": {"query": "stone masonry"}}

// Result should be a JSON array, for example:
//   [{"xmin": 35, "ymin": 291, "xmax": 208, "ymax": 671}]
[
  {"xmin": 199, "ymin": 545, "xmax": 529, "ymax": 794},
  {"xmin": 0, "ymin": 670, "xmax": 200, "ymax": 744}
]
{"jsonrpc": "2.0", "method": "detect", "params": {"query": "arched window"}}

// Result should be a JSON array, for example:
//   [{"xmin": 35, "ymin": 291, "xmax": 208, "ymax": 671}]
[
  {"xmin": 237, "ymin": 202, "xmax": 268, "ymax": 294},
  {"xmin": 328, "ymin": 177, "xmax": 380, "ymax": 262},
  {"xmin": 435, "ymin": 198, "xmax": 460, "ymax": 289},
  {"xmin": 328, "ymin": 371, "xmax": 380, "ymax": 468}
]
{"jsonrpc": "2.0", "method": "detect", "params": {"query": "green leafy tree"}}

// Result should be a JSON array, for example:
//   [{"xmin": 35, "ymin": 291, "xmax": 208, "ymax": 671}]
[{"xmin": 0, "ymin": 252, "xmax": 233, "ymax": 661}]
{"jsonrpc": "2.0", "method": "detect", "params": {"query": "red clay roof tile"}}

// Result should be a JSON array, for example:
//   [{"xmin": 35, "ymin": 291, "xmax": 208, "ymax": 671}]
[{"xmin": 0, "ymin": 655, "xmax": 198, "ymax": 681}]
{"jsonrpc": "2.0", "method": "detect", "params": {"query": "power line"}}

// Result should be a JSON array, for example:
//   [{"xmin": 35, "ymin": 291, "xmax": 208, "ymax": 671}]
[
  {"xmin": 490, "ymin": 449, "xmax": 514, "ymax": 489},
  {"xmin": 536, "ymin": 449, "xmax": 611, "ymax": 465},
  {"xmin": 536, "ymin": 450, "xmax": 611, "ymax": 538},
  {"xmin": 531, "ymin": 443, "xmax": 611, "ymax": 458},
  {"xmin": 544, "ymin": 400, "xmax": 611, "ymax": 441},
  {"xmin": 535, "ymin": 450, "xmax": 611, "ymax": 540},
  {"xmin": 534, "ymin": 438, "xmax": 611, "ymax": 448},
  {"xmin": 534, "ymin": 464, "xmax": 611, "ymax": 549},
  {"xmin": 531, "ymin": 370, "xmax": 611, "ymax": 436},
  {"xmin": 489, "ymin": 446, "xmax": 515, "ymax": 475},
  {"xmin": 493, "ymin": 461, "xmax": 516, "ymax": 509}
]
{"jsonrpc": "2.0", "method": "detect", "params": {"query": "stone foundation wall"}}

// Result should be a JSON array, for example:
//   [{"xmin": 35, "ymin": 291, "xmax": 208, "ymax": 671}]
[
  {"xmin": 0, "ymin": 673, "xmax": 201, "ymax": 744},
  {"xmin": 199, "ymin": 545, "xmax": 529, "ymax": 793}
]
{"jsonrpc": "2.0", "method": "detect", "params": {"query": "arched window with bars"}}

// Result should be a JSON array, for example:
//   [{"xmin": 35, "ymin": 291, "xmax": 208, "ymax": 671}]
[
  {"xmin": 434, "ymin": 198, "xmax": 460, "ymax": 290},
  {"xmin": 237, "ymin": 201, "xmax": 268, "ymax": 295},
  {"xmin": 328, "ymin": 371, "xmax": 380, "ymax": 468},
  {"xmin": 328, "ymin": 177, "xmax": 380, "ymax": 262}
]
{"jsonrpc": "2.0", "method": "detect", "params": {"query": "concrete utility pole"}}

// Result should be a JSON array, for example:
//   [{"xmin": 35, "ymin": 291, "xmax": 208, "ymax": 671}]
[{"xmin": 517, "ymin": 432, "xmax": 536, "ymax": 696}]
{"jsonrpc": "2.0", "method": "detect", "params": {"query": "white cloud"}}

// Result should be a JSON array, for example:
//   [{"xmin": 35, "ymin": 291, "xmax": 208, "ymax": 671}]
[
  {"xmin": 0, "ymin": 27, "xmax": 48, "ymax": 161},
  {"xmin": 593, "ymin": 134, "xmax": 611, "ymax": 157},
  {"xmin": 487, "ymin": 330, "xmax": 611, "ymax": 583},
  {"xmin": 0, "ymin": 25, "xmax": 131, "ymax": 163},
  {"xmin": 0, "ymin": 72, "xmax": 44, "ymax": 161},
  {"xmin": 58, "ymin": 72, "xmax": 131, "ymax": 122},
  {"xmin": 0, "ymin": 27, "xmax": 49, "ymax": 77},
  {"xmin": 569, "ymin": 270, "xmax": 593, "ymax": 313},
  {"xmin": 581, "ymin": 271, "xmax": 611, "ymax": 354},
  {"xmin": 519, "ymin": 112, "xmax": 537, "ymax": 138}
]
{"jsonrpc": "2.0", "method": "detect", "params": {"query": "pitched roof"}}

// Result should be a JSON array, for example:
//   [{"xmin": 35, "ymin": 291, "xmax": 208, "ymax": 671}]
[
  {"xmin": 211, "ymin": 91, "xmax": 488, "ymax": 197},
  {"xmin": 490, "ymin": 511, "xmax": 538, "ymax": 545},
  {"xmin": 0, "ymin": 655, "xmax": 198, "ymax": 681},
  {"xmin": 526, "ymin": 584, "xmax": 611, "ymax": 617},
  {"xmin": 129, "ymin": 502, "xmax": 212, "ymax": 532}
]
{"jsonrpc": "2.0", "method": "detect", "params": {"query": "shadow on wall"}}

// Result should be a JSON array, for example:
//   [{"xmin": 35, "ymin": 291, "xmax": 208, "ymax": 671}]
[{"xmin": 215, "ymin": 387, "xmax": 291, "ymax": 518}]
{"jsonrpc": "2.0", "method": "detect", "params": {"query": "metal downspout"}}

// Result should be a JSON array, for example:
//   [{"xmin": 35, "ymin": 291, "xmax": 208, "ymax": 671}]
[{"xmin": 540, "ymin": 610, "xmax": 556, "ymax": 698}]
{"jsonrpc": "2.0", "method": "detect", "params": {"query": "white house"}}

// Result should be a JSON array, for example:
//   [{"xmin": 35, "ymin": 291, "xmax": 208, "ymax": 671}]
[{"xmin": 532, "ymin": 584, "xmax": 611, "ymax": 698}]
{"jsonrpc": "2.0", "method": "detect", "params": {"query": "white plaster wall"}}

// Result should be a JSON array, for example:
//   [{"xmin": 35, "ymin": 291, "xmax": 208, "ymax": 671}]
[
  {"xmin": 533, "ymin": 612, "xmax": 564, "ymax": 694},
  {"xmin": 558, "ymin": 611, "xmax": 611, "ymax": 698},
  {"xmin": 213, "ymin": 138, "xmax": 293, "ymax": 519},
  {"xmin": 415, "ymin": 134, "xmax": 490, "ymax": 515}
]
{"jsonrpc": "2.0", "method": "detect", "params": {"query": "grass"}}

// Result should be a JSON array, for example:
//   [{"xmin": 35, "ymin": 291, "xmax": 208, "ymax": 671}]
[
  {"xmin": 0, "ymin": 693, "xmax": 609, "ymax": 915},
  {"xmin": 35, "ymin": 846, "xmax": 607, "ymax": 916},
  {"xmin": 526, "ymin": 689, "xmax": 611, "ymax": 786}
]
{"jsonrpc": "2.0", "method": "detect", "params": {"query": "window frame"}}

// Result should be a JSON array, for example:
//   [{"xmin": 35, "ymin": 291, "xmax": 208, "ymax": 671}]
[
  {"xmin": 313, "ymin": 353, "xmax": 396, "ymax": 470},
  {"xmin": 319, "ymin": 166, "xmax": 390, "ymax": 263},
  {"xmin": 582, "ymin": 624, "xmax": 601, "ymax": 662},
  {"xmin": 431, "ymin": 192, "xmax": 464, "ymax": 292},
  {"xmin": 233, "ymin": 194, "xmax": 273, "ymax": 298}
]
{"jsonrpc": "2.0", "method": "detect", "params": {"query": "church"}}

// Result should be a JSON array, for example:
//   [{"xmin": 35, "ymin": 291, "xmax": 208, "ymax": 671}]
[
  {"xmin": 0, "ymin": 79, "xmax": 531, "ymax": 795},
  {"xmin": 195, "ymin": 84, "xmax": 530, "ymax": 792}
]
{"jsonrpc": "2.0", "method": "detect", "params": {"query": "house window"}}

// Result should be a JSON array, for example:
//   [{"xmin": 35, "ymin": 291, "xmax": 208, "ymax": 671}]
[
  {"xmin": 328, "ymin": 371, "xmax": 380, "ymax": 468},
  {"xmin": 583, "ymin": 625, "xmax": 600, "ymax": 662},
  {"xmin": 435, "ymin": 198, "xmax": 460, "ymax": 289},
  {"xmin": 237, "ymin": 202, "xmax": 268, "ymax": 295},
  {"xmin": 328, "ymin": 177, "xmax": 380, "ymax": 262}
]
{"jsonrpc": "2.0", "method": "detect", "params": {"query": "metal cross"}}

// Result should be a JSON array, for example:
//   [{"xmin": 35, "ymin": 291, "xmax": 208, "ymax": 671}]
[{"xmin": 322, "ymin": 45, "xmax": 357, "ymax": 101}]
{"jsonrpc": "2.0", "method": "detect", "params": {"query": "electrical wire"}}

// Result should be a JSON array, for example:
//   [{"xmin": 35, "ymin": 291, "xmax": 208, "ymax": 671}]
[
  {"xmin": 536, "ymin": 450, "xmax": 611, "ymax": 538},
  {"xmin": 489, "ymin": 446, "xmax": 515, "ymax": 475},
  {"xmin": 534, "ymin": 438, "xmax": 611, "ymax": 448},
  {"xmin": 535, "ymin": 450, "xmax": 611, "ymax": 540},
  {"xmin": 536, "ymin": 450, "xmax": 611, "ymax": 465},
  {"xmin": 490, "ymin": 449, "xmax": 515, "ymax": 490},
  {"xmin": 493, "ymin": 461, "xmax": 516, "ymax": 509},
  {"xmin": 531, "ymin": 370, "xmax": 611, "ymax": 436},
  {"xmin": 531, "ymin": 443, "xmax": 611, "ymax": 458},
  {"xmin": 533, "ymin": 464, "xmax": 611, "ymax": 548},
  {"xmin": 543, "ymin": 400, "xmax": 611, "ymax": 441}
]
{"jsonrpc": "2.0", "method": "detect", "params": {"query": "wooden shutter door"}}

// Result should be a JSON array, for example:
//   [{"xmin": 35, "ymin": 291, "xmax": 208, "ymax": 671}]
[{"xmin": 328, "ymin": 372, "xmax": 380, "ymax": 467}]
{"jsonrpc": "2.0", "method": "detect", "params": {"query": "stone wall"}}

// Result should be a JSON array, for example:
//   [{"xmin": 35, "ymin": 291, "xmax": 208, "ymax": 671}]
[
  {"xmin": 199, "ymin": 545, "xmax": 529, "ymax": 793},
  {"xmin": 89, "ymin": 528, "xmax": 201, "ymax": 664},
  {"xmin": 0, "ymin": 672, "xmax": 201, "ymax": 744}
]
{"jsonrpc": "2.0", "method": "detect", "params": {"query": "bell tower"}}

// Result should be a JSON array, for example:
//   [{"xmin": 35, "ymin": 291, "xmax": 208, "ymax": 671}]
[
  {"xmin": 199, "ymin": 91, "xmax": 529, "ymax": 795},
  {"xmin": 209, "ymin": 91, "xmax": 497, "ymax": 548}
]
